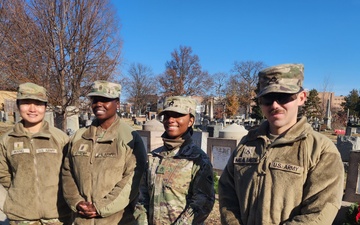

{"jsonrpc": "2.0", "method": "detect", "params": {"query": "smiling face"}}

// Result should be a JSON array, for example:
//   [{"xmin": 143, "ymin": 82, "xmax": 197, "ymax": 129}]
[
  {"xmin": 91, "ymin": 96, "xmax": 119, "ymax": 129},
  {"xmin": 162, "ymin": 111, "xmax": 194, "ymax": 139},
  {"xmin": 18, "ymin": 99, "xmax": 46, "ymax": 131},
  {"xmin": 260, "ymin": 91, "xmax": 307, "ymax": 135}
]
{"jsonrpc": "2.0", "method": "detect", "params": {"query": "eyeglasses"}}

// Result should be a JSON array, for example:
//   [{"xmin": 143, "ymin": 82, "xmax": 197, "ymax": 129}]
[{"xmin": 258, "ymin": 93, "xmax": 298, "ymax": 106}]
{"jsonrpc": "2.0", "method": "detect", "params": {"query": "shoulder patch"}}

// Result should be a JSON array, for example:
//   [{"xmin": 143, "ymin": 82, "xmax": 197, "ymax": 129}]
[{"xmin": 242, "ymin": 146, "xmax": 256, "ymax": 157}]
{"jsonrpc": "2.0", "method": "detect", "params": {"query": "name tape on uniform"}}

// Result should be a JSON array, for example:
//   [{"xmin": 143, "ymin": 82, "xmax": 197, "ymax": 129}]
[
  {"xmin": 234, "ymin": 157, "xmax": 259, "ymax": 164},
  {"xmin": 269, "ymin": 161, "xmax": 303, "ymax": 174}
]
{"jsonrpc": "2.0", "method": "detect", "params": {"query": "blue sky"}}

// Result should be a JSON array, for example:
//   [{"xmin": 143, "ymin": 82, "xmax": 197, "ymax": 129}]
[{"xmin": 113, "ymin": 0, "xmax": 360, "ymax": 96}]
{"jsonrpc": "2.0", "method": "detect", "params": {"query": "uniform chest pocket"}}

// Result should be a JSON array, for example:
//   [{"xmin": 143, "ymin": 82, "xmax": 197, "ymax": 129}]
[{"xmin": 161, "ymin": 159, "xmax": 193, "ymax": 193}]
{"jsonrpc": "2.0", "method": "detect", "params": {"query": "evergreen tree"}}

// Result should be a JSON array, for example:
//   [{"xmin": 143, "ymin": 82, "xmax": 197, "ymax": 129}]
[
  {"xmin": 250, "ymin": 83, "xmax": 263, "ymax": 121},
  {"xmin": 303, "ymin": 89, "xmax": 322, "ymax": 121},
  {"xmin": 342, "ymin": 89, "xmax": 360, "ymax": 118}
]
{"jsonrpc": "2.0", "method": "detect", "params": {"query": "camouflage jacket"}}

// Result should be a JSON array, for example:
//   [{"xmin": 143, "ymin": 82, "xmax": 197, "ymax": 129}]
[
  {"xmin": 136, "ymin": 131, "xmax": 215, "ymax": 225},
  {"xmin": 0, "ymin": 120, "xmax": 71, "ymax": 221},
  {"xmin": 62, "ymin": 116, "xmax": 147, "ymax": 225},
  {"xmin": 219, "ymin": 117, "xmax": 344, "ymax": 225}
]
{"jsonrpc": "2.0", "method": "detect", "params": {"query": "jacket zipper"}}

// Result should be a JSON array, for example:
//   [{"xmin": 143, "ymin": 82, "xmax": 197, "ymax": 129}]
[{"xmin": 31, "ymin": 138, "xmax": 43, "ymax": 218}]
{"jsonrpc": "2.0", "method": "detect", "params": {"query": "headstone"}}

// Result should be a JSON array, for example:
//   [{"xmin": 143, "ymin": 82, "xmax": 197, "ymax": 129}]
[
  {"xmin": 219, "ymin": 123, "xmax": 248, "ymax": 140},
  {"xmin": 206, "ymin": 124, "xmax": 223, "ymax": 138},
  {"xmin": 337, "ymin": 136, "xmax": 360, "ymax": 162},
  {"xmin": 81, "ymin": 113, "xmax": 89, "ymax": 121},
  {"xmin": 207, "ymin": 137, "xmax": 240, "ymax": 175},
  {"xmin": 345, "ymin": 126, "xmax": 357, "ymax": 136},
  {"xmin": 209, "ymin": 98, "xmax": 214, "ymax": 120},
  {"xmin": 44, "ymin": 111, "xmax": 54, "ymax": 127},
  {"xmin": 137, "ymin": 119, "xmax": 165, "ymax": 152},
  {"xmin": 324, "ymin": 98, "xmax": 332, "ymax": 129},
  {"xmin": 78, "ymin": 113, "xmax": 89, "ymax": 128},
  {"xmin": 192, "ymin": 130, "xmax": 208, "ymax": 152},
  {"xmin": 13, "ymin": 112, "xmax": 20, "ymax": 123},
  {"xmin": 85, "ymin": 120, "xmax": 92, "ymax": 127},
  {"xmin": 344, "ymin": 151, "xmax": 360, "ymax": 202},
  {"xmin": 142, "ymin": 119, "xmax": 164, "ymax": 132},
  {"xmin": 65, "ymin": 106, "xmax": 79, "ymax": 136},
  {"xmin": 0, "ymin": 111, "xmax": 4, "ymax": 122}
]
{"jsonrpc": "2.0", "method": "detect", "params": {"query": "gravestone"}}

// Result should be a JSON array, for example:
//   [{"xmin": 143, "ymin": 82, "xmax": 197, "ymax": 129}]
[
  {"xmin": 0, "ymin": 111, "xmax": 4, "ymax": 122},
  {"xmin": 85, "ymin": 120, "xmax": 93, "ymax": 127},
  {"xmin": 207, "ymin": 137, "xmax": 240, "ymax": 175},
  {"xmin": 324, "ymin": 99, "xmax": 332, "ymax": 129},
  {"xmin": 137, "ymin": 119, "xmax": 164, "ymax": 152},
  {"xmin": 13, "ymin": 112, "xmax": 20, "ymax": 123},
  {"xmin": 206, "ymin": 124, "xmax": 223, "ymax": 138},
  {"xmin": 219, "ymin": 123, "xmax": 248, "ymax": 140},
  {"xmin": 79, "ymin": 113, "xmax": 89, "ymax": 128},
  {"xmin": 192, "ymin": 130, "xmax": 208, "ymax": 152},
  {"xmin": 344, "ymin": 151, "xmax": 360, "ymax": 202},
  {"xmin": 44, "ymin": 111, "xmax": 54, "ymax": 127},
  {"xmin": 65, "ymin": 106, "xmax": 79, "ymax": 136},
  {"xmin": 337, "ymin": 136, "xmax": 360, "ymax": 162},
  {"xmin": 345, "ymin": 126, "xmax": 357, "ymax": 136}
]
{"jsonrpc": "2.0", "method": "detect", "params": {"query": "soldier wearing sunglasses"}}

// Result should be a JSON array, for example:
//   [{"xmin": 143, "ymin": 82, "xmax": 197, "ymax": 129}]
[{"xmin": 219, "ymin": 64, "xmax": 344, "ymax": 225}]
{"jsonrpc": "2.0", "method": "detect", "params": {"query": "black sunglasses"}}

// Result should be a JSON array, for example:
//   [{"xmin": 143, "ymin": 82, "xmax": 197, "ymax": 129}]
[{"xmin": 258, "ymin": 93, "xmax": 298, "ymax": 106}]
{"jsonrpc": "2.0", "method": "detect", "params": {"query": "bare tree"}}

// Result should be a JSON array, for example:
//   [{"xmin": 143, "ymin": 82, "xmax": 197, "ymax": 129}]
[
  {"xmin": 0, "ymin": 0, "xmax": 122, "ymax": 130},
  {"xmin": 211, "ymin": 72, "xmax": 228, "ymax": 120},
  {"xmin": 212, "ymin": 72, "xmax": 228, "ymax": 99},
  {"xmin": 122, "ymin": 63, "xmax": 158, "ymax": 116},
  {"xmin": 229, "ymin": 60, "xmax": 266, "ymax": 118},
  {"xmin": 0, "ymin": 0, "xmax": 45, "ymax": 90},
  {"xmin": 158, "ymin": 46, "xmax": 213, "ymax": 97}
]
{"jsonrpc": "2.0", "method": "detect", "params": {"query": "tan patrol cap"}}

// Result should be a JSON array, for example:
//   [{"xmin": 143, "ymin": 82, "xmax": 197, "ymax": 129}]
[
  {"xmin": 87, "ymin": 80, "xmax": 121, "ymax": 99},
  {"xmin": 158, "ymin": 96, "xmax": 197, "ymax": 118},
  {"xmin": 257, "ymin": 63, "xmax": 304, "ymax": 97},
  {"xmin": 17, "ymin": 82, "xmax": 48, "ymax": 102}
]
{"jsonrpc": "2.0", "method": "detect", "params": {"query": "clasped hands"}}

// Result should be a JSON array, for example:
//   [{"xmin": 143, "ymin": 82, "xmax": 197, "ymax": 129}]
[{"xmin": 76, "ymin": 201, "xmax": 100, "ymax": 218}]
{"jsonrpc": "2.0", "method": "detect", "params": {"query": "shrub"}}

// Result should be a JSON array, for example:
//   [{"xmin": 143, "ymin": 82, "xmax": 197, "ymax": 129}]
[{"xmin": 343, "ymin": 202, "xmax": 360, "ymax": 225}]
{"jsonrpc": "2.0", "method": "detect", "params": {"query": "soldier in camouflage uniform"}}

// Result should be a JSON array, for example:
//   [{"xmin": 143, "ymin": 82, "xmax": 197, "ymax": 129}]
[
  {"xmin": 219, "ymin": 64, "xmax": 344, "ymax": 225},
  {"xmin": 0, "ymin": 83, "xmax": 71, "ymax": 225},
  {"xmin": 136, "ymin": 96, "xmax": 215, "ymax": 224},
  {"xmin": 62, "ymin": 80, "xmax": 147, "ymax": 225}
]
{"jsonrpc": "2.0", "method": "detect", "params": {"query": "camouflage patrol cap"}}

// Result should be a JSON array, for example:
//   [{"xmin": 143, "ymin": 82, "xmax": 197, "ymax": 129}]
[
  {"xmin": 158, "ymin": 96, "xmax": 197, "ymax": 118},
  {"xmin": 257, "ymin": 63, "xmax": 304, "ymax": 97},
  {"xmin": 17, "ymin": 82, "xmax": 48, "ymax": 102},
  {"xmin": 87, "ymin": 80, "xmax": 121, "ymax": 99}
]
